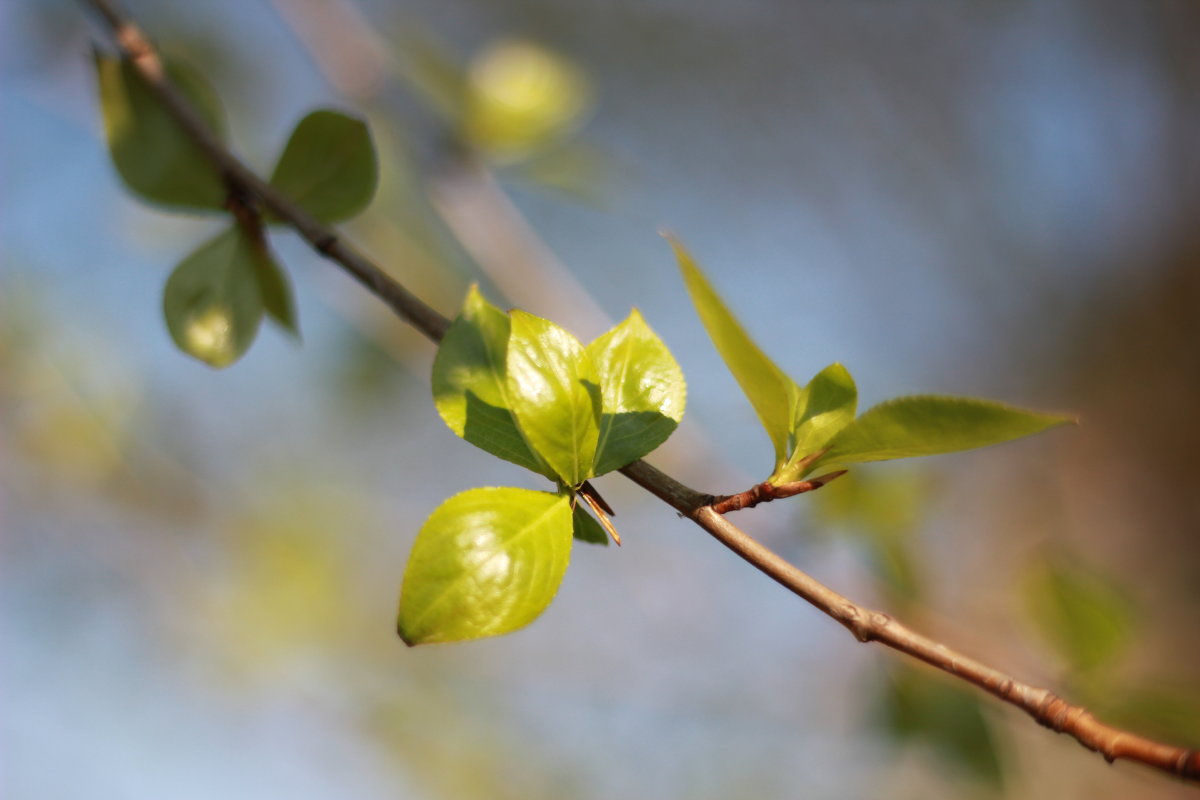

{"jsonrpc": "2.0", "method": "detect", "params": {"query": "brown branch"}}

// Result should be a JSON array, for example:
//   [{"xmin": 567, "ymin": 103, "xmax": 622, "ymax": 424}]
[
  {"xmin": 81, "ymin": 0, "xmax": 1199, "ymax": 783},
  {"xmin": 710, "ymin": 470, "xmax": 846, "ymax": 514}
]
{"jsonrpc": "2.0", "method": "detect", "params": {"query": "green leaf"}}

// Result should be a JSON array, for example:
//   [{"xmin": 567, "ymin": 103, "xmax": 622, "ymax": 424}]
[
  {"xmin": 811, "ymin": 396, "xmax": 1073, "ymax": 470},
  {"xmin": 571, "ymin": 502, "xmax": 609, "ymax": 546},
  {"xmin": 1100, "ymin": 685, "xmax": 1200, "ymax": 746},
  {"xmin": 397, "ymin": 487, "xmax": 573, "ymax": 645},
  {"xmin": 880, "ymin": 666, "xmax": 1005, "ymax": 787},
  {"xmin": 671, "ymin": 237, "xmax": 795, "ymax": 470},
  {"xmin": 163, "ymin": 227, "xmax": 264, "ymax": 368},
  {"xmin": 249, "ymin": 236, "xmax": 298, "ymax": 336},
  {"xmin": 587, "ymin": 309, "xmax": 686, "ymax": 475},
  {"xmin": 267, "ymin": 110, "xmax": 378, "ymax": 223},
  {"xmin": 95, "ymin": 53, "xmax": 228, "ymax": 210},
  {"xmin": 1022, "ymin": 555, "xmax": 1134, "ymax": 674},
  {"xmin": 506, "ymin": 310, "xmax": 601, "ymax": 486},
  {"xmin": 777, "ymin": 362, "xmax": 857, "ymax": 482},
  {"xmin": 432, "ymin": 287, "xmax": 550, "ymax": 477}
]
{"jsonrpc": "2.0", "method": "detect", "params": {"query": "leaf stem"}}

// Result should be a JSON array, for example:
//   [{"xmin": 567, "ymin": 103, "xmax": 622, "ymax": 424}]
[
  {"xmin": 81, "ymin": 0, "xmax": 1199, "ymax": 782},
  {"xmin": 710, "ymin": 470, "xmax": 846, "ymax": 514}
]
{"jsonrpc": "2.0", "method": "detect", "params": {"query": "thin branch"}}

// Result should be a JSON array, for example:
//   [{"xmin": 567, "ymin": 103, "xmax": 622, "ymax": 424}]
[
  {"xmin": 81, "ymin": 0, "xmax": 1199, "ymax": 782},
  {"xmin": 709, "ymin": 470, "xmax": 847, "ymax": 514}
]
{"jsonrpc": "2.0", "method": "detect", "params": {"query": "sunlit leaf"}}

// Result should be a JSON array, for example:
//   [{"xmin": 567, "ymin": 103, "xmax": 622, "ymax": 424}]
[
  {"xmin": 398, "ymin": 488, "xmax": 573, "ymax": 645},
  {"xmin": 95, "ymin": 53, "xmax": 228, "ymax": 210},
  {"xmin": 163, "ymin": 227, "xmax": 264, "ymax": 367},
  {"xmin": 879, "ymin": 665, "xmax": 1005, "ymax": 787},
  {"xmin": 587, "ymin": 309, "xmax": 686, "ymax": 475},
  {"xmin": 506, "ymin": 310, "xmax": 600, "ymax": 487},
  {"xmin": 1022, "ymin": 555, "xmax": 1135, "ymax": 673},
  {"xmin": 672, "ymin": 237, "xmax": 795, "ymax": 470},
  {"xmin": 267, "ymin": 110, "xmax": 378, "ymax": 223},
  {"xmin": 572, "ymin": 502, "xmax": 609, "ymax": 546},
  {"xmin": 811, "ymin": 396, "xmax": 1073, "ymax": 470},
  {"xmin": 777, "ymin": 362, "xmax": 857, "ymax": 482},
  {"xmin": 432, "ymin": 287, "xmax": 550, "ymax": 477}
]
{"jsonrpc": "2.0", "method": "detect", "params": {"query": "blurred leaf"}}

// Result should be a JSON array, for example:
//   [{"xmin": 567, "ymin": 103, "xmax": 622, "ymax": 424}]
[
  {"xmin": 506, "ymin": 310, "xmax": 600, "ymax": 487},
  {"xmin": 587, "ymin": 309, "xmax": 686, "ymax": 475},
  {"xmin": 432, "ymin": 286, "xmax": 550, "ymax": 477},
  {"xmin": 267, "ymin": 110, "xmax": 378, "ymax": 223},
  {"xmin": 1100, "ymin": 685, "xmax": 1200, "ymax": 746},
  {"xmin": 249, "ymin": 233, "xmax": 298, "ymax": 336},
  {"xmin": 394, "ymin": 28, "xmax": 469, "ymax": 121},
  {"xmin": 672, "ymin": 237, "xmax": 796, "ymax": 470},
  {"xmin": 864, "ymin": 533, "xmax": 921, "ymax": 607},
  {"xmin": 571, "ymin": 502, "xmax": 609, "ymax": 546},
  {"xmin": 463, "ymin": 39, "xmax": 591, "ymax": 162},
  {"xmin": 163, "ymin": 227, "xmax": 263, "ymax": 367},
  {"xmin": 95, "ymin": 53, "xmax": 228, "ymax": 210},
  {"xmin": 811, "ymin": 396, "xmax": 1073, "ymax": 470},
  {"xmin": 1022, "ymin": 554, "xmax": 1135, "ymax": 674},
  {"xmin": 398, "ymin": 488, "xmax": 573, "ymax": 645},
  {"xmin": 879, "ymin": 666, "xmax": 1005, "ymax": 788},
  {"xmin": 509, "ymin": 141, "xmax": 612, "ymax": 205},
  {"xmin": 778, "ymin": 362, "xmax": 857, "ymax": 482}
]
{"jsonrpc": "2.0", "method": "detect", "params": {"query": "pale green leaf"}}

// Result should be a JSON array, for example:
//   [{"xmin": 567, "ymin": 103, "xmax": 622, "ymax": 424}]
[
  {"xmin": 268, "ymin": 110, "xmax": 378, "ymax": 223},
  {"xmin": 1022, "ymin": 555, "xmax": 1134, "ymax": 673},
  {"xmin": 812, "ymin": 396, "xmax": 1073, "ymax": 469},
  {"xmin": 671, "ymin": 237, "xmax": 795, "ymax": 469},
  {"xmin": 163, "ymin": 227, "xmax": 264, "ymax": 368},
  {"xmin": 587, "ymin": 309, "xmax": 686, "ymax": 475},
  {"xmin": 572, "ymin": 502, "xmax": 609, "ymax": 546},
  {"xmin": 507, "ymin": 310, "xmax": 601, "ymax": 486},
  {"xmin": 432, "ymin": 287, "xmax": 550, "ymax": 476},
  {"xmin": 397, "ymin": 488, "xmax": 573, "ymax": 645},
  {"xmin": 777, "ymin": 362, "xmax": 857, "ymax": 482},
  {"xmin": 95, "ymin": 53, "xmax": 228, "ymax": 210}
]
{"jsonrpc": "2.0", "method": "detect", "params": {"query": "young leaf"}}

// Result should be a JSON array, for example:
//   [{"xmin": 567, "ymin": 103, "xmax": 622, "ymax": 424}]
[
  {"xmin": 267, "ymin": 110, "xmax": 378, "ymax": 223},
  {"xmin": 810, "ymin": 396, "xmax": 1073, "ymax": 471},
  {"xmin": 397, "ymin": 487, "xmax": 573, "ymax": 645},
  {"xmin": 506, "ymin": 310, "xmax": 601, "ymax": 487},
  {"xmin": 671, "ymin": 237, "xmax": 795, "ymax": 469},
  {"xmin": 1022, "ymin": 555, "xmax": 1134, "ymax": 674},
  {"xmin": 162, "ymin": 227, "xmax": 264, "ymax": 368},
  {"xmin": 587, "ymin": 309, "xmax": 686, "ymax": 476},
  {"xmin": 95, "ymin": 53, "xmax": 229, "ymax": 210},
  {"xmin": 572, "ymin": 502, "xmax": 609, "ymax": 546},
  {"xmin": 776, "ymin": 362, "xmax": 857, "ymax": 482},
  {"xmin": 432, "ymin": 287, "xmax": 550, "ymax": 477}
]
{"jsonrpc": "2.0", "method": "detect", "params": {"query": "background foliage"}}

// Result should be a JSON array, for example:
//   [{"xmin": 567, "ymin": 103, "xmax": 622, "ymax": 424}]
[{"xmin": 3, "ymin": 0, "xmax": 1200, "ymax": 798}]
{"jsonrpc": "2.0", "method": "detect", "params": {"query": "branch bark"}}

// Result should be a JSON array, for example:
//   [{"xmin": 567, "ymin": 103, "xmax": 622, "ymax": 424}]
[{"xmin": 81, "ymin": 0, "xmax": 1199, "ymax": 783}]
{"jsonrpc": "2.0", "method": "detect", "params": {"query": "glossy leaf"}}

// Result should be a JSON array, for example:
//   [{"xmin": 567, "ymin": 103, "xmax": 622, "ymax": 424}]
[
  {"xmin": 571, "ymin": 502, "xmax": 609, "ymax": 546},
  {"xmin": 268, "ymin": 110, "xmax": 378, "ymax": 223},
  {"xmin": 587, "ymin": 309, "xmax": 686, "ymax": 475},
  {"xmin": 777, "ymin": 362, "xmax": 857, "ymax": 482},
  {"xmin": 672, "ymin": 238, "xmax": 795, "ymax": 469},
  {"xmin": 812, "ymin": 396, "xmax": 1073, "ymax": 470},
  {"xmin": 397, "ymin": 488, "xmax": 573, "ymax": 645},
  {"xmin": 95, "ymin": 53, "xmax": 228, "ymax": 210},
  {"xmin": 163, "ymin": 227, "xmax": 264, "ymax": 368},
  {"xmin": 506, "ymin": 310, "xmax": 600, "ymax": 487},
  {"xmin": 1022, "ymin": 555, "xmax": 1134, "ymax": 673},
  {"xmin": 880, "ymin": 666, "xmax": 1005, "ymax": 787},
  {"xmin": 432, "ymin": 287, "xmax": 549, "ymax": 476}
]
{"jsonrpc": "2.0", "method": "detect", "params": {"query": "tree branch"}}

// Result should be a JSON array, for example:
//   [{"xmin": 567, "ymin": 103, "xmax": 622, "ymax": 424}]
[{"xmin": 80, "ymin": 0, "xmax": 1199, "ymax": 783}]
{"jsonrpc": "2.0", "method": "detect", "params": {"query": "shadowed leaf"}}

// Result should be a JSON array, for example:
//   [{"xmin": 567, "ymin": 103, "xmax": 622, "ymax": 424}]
[{"xmin": 268, "ymin": 110, "xmax": 378, "ymax": 223}]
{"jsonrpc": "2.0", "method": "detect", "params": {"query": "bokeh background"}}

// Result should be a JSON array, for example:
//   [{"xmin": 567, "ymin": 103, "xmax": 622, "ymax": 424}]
[{"xmin": 3, "ymin": 1, "xmax": 1199, "ymax": 797}]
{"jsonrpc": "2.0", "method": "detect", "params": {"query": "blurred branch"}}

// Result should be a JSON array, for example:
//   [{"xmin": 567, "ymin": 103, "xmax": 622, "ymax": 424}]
[{"xmin": 80, "ymin": 0, "xmax": 1199, "ymax": 783}]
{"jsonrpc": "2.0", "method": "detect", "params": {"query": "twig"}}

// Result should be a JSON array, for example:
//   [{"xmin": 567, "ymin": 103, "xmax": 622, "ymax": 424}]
[
  {"xmin": 80, "ymin": 0, "xmax": 1200, "ymax": 782},
  {"xmin": 710, "ymin": 470, "xmax": 847, "ymax": 514}
]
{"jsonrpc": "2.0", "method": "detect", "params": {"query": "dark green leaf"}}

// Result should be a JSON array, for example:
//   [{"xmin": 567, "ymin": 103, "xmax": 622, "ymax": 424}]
[
  {"xmin": 777, "ymin": 362, "xmax": 857, "ymax": 482},
  {"xmin": 506, "ymin": 310, "xmax": 601, "ymax": 487},
  {"xmin": 162, "ymin": 227, "xmax": 264, "ymax": 368},
  {"xmin": 397, "ymin": 488, "xmax": 573, "ymax": 645},
  {"xmin": 95, "ymin": 53, "xmax": 228, "ymax": 210},
  {"xmin": 587, "ymin": 309, "xmax": 686, "ymax": 475},
  {"xmin": 1022, "ymin": 555, "xmax": 1134, "ymax": 674},
  {"xmin": 880, "ymin": 666, "xmax": 1005, "ymax": 787},
  {"xmin": 249, "ymin": 235, "xmax": 298, "ymax": 336},
  {"xmin": 671, "ymin": 237, "xmax": 796, "ymax": 470},
  {"xmin": 267, "ymin": 110, "xmax": 378, "ymax": 223},
  {"xmin": 432, "ymin": 287, "xmax": 550, "ymax": 477},
  {"xmin": 571, "ymin": 502, "xmax": 609, "ymax": 546},
  {"xmin": 812, "ymin": 396, "xmax": 1073, "ymax": 470}
]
